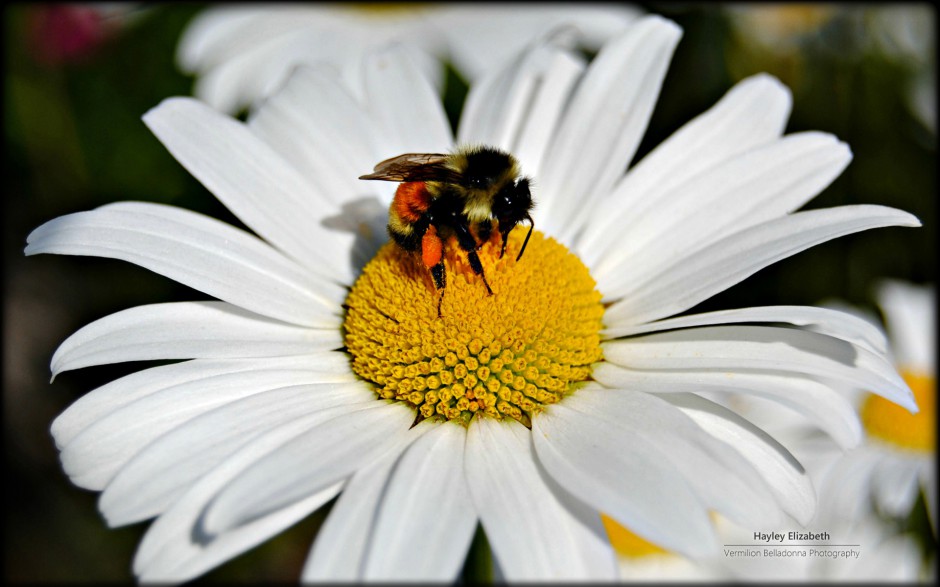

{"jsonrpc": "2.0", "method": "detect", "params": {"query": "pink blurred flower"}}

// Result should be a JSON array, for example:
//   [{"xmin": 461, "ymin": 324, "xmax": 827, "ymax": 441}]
[{"xmin": 27, "ymin": 3, "xmax": 129, "ymax": 66}]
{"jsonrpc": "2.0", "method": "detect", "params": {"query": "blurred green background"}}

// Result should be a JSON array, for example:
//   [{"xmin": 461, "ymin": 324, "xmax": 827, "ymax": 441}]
[{"xmin": 4, "ymin": 2, "xmax": 935, "ymax": 583}]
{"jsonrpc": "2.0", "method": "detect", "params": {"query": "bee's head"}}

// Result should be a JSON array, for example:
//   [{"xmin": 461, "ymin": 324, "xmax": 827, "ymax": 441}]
[
  {"xmin": 493, "ymin": 177, "xmax": 535, "ymax": 261},
  {"xmin": 465, "ymin": 174, "xmax": 492, "ymax": 190},
  {"xmin": 492, "ymin": 178, "xmax": 531, "ymax": 221}
]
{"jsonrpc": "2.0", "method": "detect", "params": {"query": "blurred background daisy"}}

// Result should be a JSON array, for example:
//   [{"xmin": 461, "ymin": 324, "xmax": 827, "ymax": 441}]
[
  {"xmin": 4, "ymin": 2, "xmax": 935, "ymax": 583},
  {"xmin": 604, "ymin": 279, "xmax": 936, "ymax": 581},
  {"xmin": 175, "ymin": 2, "xmax": 643, "ymax": 114},
  {"xmin": 709, "ymin": 278, "xmax": 935, "ymax": 581},
  {"xmin": 813, "ymin": 280, "xmax": 936, "ymax": 572}
]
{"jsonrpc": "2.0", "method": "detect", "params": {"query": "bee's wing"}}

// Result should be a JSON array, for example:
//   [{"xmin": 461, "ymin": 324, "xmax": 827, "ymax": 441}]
[{"xmin": 359, "ymin": 153, "xmax": 460, "ymax": 183}]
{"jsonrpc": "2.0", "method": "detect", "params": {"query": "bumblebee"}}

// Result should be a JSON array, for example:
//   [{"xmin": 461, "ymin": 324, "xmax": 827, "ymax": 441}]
[{"xmin": 360, "ymin": 145, "xmax": 534, "ymax": 315}]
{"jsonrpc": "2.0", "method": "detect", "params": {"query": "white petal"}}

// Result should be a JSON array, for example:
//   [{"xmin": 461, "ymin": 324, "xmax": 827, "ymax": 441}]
[
  {"xmin": 363, "ymin": 422, "xmax": 476, "ymax": 580},
  {"xmin": 458, "ymin": 37, "xmax": 585, "ymax": 176},
  {"xmin": 51, "ymin": 353, "xmax": 353, "ymax": 448},
  {"xmin": 602, "ymin": 305, "xmax": 889, "ymax": 358},
  {"xmin": 872, "ymin": 456, "xmax": 921, "ymax": 517},
  {"xmin": 436, "ymin": 3, "xmax": 640, "ymax": 81},
  {"xmin": 843, "ymin": 528, "xmax": 925, "ymax": 581},
  {"xmin": 189, "ymin": 28, "xmax": 316, "ymax": 115},
  {"xmin": 604, "ymin": 205, "xmax": 921, "ymax": 325},
  {"xmin": 26, "ymin": 202, "xmax": 345, "ymax": 328},
  {"xmin": 50, "ymin": 301, "xmax": 341, "ymax": 377},
  {"xmin": 178, "ymin": 7, "xmax": 411, "ymax": 113},
  {"xmin": 362, "ymin": 43, "xmax": 453, "ymax": 158},
  {"xmin": 299, "ymin": 419, "xmax": 436, "ymax": 581},
  {"xmin": 100, "ymin": 381, "xmax": 374, "ymax": 526},
  {"xmin": 177, "ymin": 6, "xmax": 320, "ymax": 74},
  {"xmin": 538, "ymin": 16, "xmax": 682, "ymax": 244},
  {"xmin": 465, "ymin": 417, "xmax": 617, "ymax": 580},
  {"xmin": 510, "ymin": 50, "xmax": 586, "ymax": 180},
  {"xmin": 578, "ymin": 73, "xmax": 792, "ymax": 263},
  {"xmin": 189, "ymin": 11, "xmax": 442, "ymax": 108},
  {"xmin": 203, "ymin": 21, "xmax": 392, "ymax": 115},
  {"xmin": 133, "ymin": 403, "xmax": 357, "ymax": 582},
  {"xmin": 144, "ymin": 484, "xmax": 342, "ymax": 583},
  {"xmin": 202, "ymin": 401, "xmax": 417, "ymax": 535},
  {"xmin": 61, "ymin": 365, "xmax": 357, "ymax": 490},
  {"xmin": 345, "ymin": 36, "xmax": 447, "ymax": 101},
  {"xmin": 457, "ymin": 38, "xmax": 540, "ymax": 149},
  {"xmin": 664, "ymin": 393, "xmax": 815, "ymax": 524},
  {"xmin": 593, "ymin": 132, "xmax": 852, "ymax": 291},
  {"xmin": 602, "ymin": 324, "xmax": 915, "ymax": 411},
  {"xmin": 142, "ymin": 97, "xmax": 355, "ymax": 283},
  {"xmin": 301, "ymin": 449, "xmax": 399, "ymax": 581},
  {"xmin": 176, "ymin": 6, "xmax": 260, "ymax": 73},
  {"xmin": 533, "ymin": 391, "xmax": 722, "ymax": 558},
  {"xmin": 875, "ymin": 280, "xmax": 936, "ymax": 373},
  {"xmin": 550, "ymin": 387, "xmax": 790, "ymax": 529},
  {"xmin": 814, "ymin": 448, "xmax": 878, "ymax": 523},
  {"xmin": 593, "ymin": 363, "xmax": 861, "ymax": 449},
  {"xmin": 247, "ymin": 65, "xmax": 378, "ymax": 207}
]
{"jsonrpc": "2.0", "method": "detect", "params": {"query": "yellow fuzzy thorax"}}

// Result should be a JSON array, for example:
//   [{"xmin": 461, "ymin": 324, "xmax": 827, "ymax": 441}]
[{"xmin": 433, "ymin": 147, "xmax": 521, "ymax": 223}]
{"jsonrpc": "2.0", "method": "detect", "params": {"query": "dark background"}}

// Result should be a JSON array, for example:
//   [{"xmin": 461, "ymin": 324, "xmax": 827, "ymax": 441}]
[{"xmin": 5, "ymin": 3, "xmax": 936, "ymax": 583}]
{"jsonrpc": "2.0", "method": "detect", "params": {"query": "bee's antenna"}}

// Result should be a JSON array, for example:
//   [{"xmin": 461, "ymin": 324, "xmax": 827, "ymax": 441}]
[{"xmin": 516, "ymin": 215, "xmax": 534, "ymax": 262}]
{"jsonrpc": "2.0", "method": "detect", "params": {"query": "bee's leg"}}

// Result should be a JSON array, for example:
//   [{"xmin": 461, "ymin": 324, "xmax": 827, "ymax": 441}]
[
  {"xmin": 453, "ymin": 221, "xmax": 493, "ymax": 295},
  {"xmin": 431, "ymin": 262, "xmax": 446, "ymax": 317},
  {"xmin": 421, "ymin": 225, "xmax": 447, "ymax": 317},
  {"xmin": 497, "ymin": 219, "xmax": 513, "ymax": 259},
  {"xmin": 496, "ymin": 217, "xmax": 534, "ymax": 261},
  {"xmin": 391, "ymin": 216, "xmax": 428, "ymax": 252},
  {"xmin": 474, "ymin": 220, "xmax": 493, "ymax": 248}
]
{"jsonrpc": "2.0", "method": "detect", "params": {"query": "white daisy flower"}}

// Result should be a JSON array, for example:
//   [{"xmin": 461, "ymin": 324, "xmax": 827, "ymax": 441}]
[
  {"xmin": 28, "ymin": 15, "xmax": 921, "ymax": 583},
  {"xmin": 176, "ymin": 2, "xmax": 642, "ymax": 113},
  {"xmin": 814, "ymin": 280, "xmax": 936, "ymax": 535}
]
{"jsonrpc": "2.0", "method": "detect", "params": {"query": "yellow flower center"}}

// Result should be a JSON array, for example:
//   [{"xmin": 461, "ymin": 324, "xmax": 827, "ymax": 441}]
[
  {"xmin": 343, "ymin": 228, "xmax": 604, "ymax": 426},
  {"xmin": 860, "ymin": 370, "xmax": 935, "ymax": 452}
]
